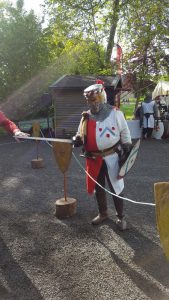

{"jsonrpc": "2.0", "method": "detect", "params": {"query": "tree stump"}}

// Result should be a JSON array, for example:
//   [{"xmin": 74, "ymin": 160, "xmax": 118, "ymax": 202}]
[
  {"xmin": 31, "ymin": 158, "xmax": 44, "ymax": 169},
  {"xmin": 55, "ymin": 197, "xmax": 77, "ymax": 219}
]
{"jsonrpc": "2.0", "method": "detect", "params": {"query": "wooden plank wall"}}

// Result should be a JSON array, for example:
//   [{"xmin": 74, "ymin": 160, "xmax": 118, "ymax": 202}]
[{"xmin": 52, "ymin": 89, "xmax": 88, "ymax": 137}]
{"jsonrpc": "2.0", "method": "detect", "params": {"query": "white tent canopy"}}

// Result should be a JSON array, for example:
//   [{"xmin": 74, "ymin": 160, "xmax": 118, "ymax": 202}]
[{"xmin": 152, "ymin": 81, "xmax": 169, "ymax": 99}]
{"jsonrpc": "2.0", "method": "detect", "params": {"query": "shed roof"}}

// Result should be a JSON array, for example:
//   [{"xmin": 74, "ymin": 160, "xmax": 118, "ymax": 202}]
[{"xmin": 49, "ymin": 74, "xmax": 121, "ymax": 90}]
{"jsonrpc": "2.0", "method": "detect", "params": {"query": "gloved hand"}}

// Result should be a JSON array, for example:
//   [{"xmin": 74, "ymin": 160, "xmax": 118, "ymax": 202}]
[
  {"xmin": 14, "ymin": 130, "xmax": 30, "ymax": 142},
  {"xmin": 14, "ymin": 130, "xmax": 30, "ymax": 137},
  {"xmin": 119, "ymin": 143, "xmax": 133, "ymax": 167},
  {"xmin": 122, "ymin": 143, "xmax": 133, "ymax": 153},
  {"xmin": 72, "ymin": 135, "xmax": 83, "ymax": 147}
]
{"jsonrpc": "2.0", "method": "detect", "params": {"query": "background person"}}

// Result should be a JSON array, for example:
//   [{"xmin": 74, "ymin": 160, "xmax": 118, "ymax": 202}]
[
  {"xmin": 140, "ymin": 93, "xmax": 158, "ymax": 139},
  {"xmin": 134, "ymin": 102, "xmax": 142, "ymax": 120},
  {"xmin": 73, "ymin": 83, "xmax": 132, "ymax": 230}
]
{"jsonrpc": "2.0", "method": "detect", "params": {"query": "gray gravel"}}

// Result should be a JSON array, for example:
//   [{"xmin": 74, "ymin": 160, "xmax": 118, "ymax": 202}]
[{"xmin": 0, "ymin": 136, "xmax": 169, "ymax": 300}]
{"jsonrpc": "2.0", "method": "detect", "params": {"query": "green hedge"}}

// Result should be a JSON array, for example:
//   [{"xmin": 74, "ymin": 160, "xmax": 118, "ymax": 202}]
[{"xmin": 120, "ymin": 103, "xmax": 135, "ymax": 120}]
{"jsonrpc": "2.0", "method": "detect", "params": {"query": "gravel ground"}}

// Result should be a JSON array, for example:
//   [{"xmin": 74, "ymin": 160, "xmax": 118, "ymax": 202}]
[{"xmin": 0, "ymin": 136, "xmax": 169, "ymax": 300}]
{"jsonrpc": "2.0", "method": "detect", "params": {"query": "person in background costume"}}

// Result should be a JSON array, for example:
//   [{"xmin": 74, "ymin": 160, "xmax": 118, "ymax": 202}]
[
  {"xmin": 73, "ymin": 82, "xmax": 132, "ymax": 230},
  {"xmin": 140, "ymin": 93, "xmax": 158, "ymax": 139},
  {"xmin": 0, "ymin": 111, "xmax": 28, "ymax": 137}
]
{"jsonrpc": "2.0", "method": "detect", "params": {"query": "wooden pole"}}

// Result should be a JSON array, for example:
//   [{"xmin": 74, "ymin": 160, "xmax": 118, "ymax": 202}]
[
  {"xmin": 63, "ymin": 173, "xmax": 67, "ymax": 202},
  {"xmin": 36, "ymin": 141, "xmax": 39, "ymax": 160}
]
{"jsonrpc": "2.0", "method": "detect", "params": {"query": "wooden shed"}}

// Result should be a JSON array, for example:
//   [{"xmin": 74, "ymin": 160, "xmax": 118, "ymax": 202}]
[{"xmin": 49, "ymin": 74, "xmax": 122, "ymax": 137}]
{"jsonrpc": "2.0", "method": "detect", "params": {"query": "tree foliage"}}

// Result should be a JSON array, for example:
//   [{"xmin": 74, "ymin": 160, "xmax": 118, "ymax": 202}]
[
  {"xmin": 45, "ymin": 0, "xmax": 169, "ymax": 84},
  {"xmin": 118, "ymin": 0, "xmax": 169, "ymax": 83},
  {"xmin": 0, "ymin": 0, "xmax": 168, "ymax": 104},
  {"xmin": 0, "ymin": 0, "xmax": 50, "ymax": 100},
  {"xmin": 60, "ymin": 39, "xmax": 105, "ymax": 75},
  {"xmin": 44, "ymin": 0, "xmax": 122, "ymax": 64}
]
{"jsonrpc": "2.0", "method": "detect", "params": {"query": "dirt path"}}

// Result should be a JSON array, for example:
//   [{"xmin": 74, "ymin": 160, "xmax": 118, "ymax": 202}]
[{"xmin": 0, "ymin": 136, "xmax": 169, "ymax": 300}]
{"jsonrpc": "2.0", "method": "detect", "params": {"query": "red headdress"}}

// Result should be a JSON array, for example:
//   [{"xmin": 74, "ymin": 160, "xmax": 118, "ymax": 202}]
[{"xmin": 96, "ymin": 79, "xmax": 105, "ymax": 85}]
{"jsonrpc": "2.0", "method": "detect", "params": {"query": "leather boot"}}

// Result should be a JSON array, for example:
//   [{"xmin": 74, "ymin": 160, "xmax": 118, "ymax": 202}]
[
  {"xmin": 92, "ymin": 212, "xmax": 108, "ymax": 225},
  {"xmin": 116, "ymin": 217, "xmax": 127, "ymax": 230},
  {"xmin": 92, "ymin": 189, "xmax": 108, "ymax": 225},
  {"xmin": 113, "ymin": 193, "xmax": 127, "ymax": 230}
]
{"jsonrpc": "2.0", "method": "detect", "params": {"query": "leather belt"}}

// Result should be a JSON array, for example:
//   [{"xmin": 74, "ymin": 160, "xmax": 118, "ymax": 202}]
[
  {"xmin": 90, "ymin": 145, "xmax": 118, "ymax": 158},
  {"xmin": 144, "ymin": 113, "xmax": 154, "ymax": 115}
]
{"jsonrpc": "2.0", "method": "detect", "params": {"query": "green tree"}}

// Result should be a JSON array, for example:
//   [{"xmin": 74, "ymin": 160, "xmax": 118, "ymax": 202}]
[
  {"xmin": 45, "ymin": 0, "xmax": 168, "ymax": 82},
  {"xmin": 0, "ymin": 0, "xmax": 50, "ymax": 100},
  {"xmin": 118, "ymin": 0, "xmax": 169, "ymax": 84},
  {"xmin": 61, "ymin": 38, "xmax": 105, "ymax": 75},
  {"xmin": 44, "ymin": 0, "xmax": 123, "ymax": 66}
]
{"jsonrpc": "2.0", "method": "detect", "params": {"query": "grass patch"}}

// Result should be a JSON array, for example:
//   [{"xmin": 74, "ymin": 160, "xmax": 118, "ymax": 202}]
[{"xmin": 120, "ymin": 102, "xmax": 136, "ymax": 120}]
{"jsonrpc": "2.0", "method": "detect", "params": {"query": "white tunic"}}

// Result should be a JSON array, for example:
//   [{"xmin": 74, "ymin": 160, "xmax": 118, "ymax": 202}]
[
  {"xmin": 91, "ymin": 109, "xmax": 131, "ymax": 195},
  {"xmin": 142, "ymin": 101, "xmax": 155, "ymax": 128}
]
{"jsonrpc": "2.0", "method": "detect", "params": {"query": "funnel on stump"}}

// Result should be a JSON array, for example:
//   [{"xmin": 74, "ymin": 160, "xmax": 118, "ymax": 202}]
[{"xmin": 52, "ymin": 141, "xmax": 77, "ymax": 218}]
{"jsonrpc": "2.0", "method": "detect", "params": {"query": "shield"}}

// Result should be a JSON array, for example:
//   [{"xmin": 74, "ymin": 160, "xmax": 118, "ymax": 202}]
[
  {"xmin": 32, "ymin": 121, "xmax": 40, "ymax": 137},
  {"xmin": 52, "ymin": 141, "xmax": 72, "ymax": 173},
  {"xmin": 118, "ymin": 139, "xmax": 140, "ymax": 179},
  {"xmin": 154, "ymin": 182, "xmax": 169, "ymax": 260}
]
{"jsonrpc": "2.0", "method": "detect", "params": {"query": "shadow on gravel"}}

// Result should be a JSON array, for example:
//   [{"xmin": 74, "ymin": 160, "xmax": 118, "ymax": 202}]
[
  {"xmin": 96, "ymin": 222, "xmax": 169, "ymax": 300},
  {"xmin": 0, "ymin": 234, "xmax": 44, "ymax": 300}
]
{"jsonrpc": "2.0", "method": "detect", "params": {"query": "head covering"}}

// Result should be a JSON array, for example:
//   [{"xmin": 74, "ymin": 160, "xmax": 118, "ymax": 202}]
[
  {"xmin": 84, "ymin": 84, "xmax": 107, "ymax": 103},
  {"xmin": 144, "ymin": 91, "xmax": 152, "ymax": 103}
]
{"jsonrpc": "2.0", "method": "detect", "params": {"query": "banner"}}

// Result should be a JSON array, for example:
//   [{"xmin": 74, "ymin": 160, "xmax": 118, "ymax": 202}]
[{"xmin": 111, "ymin": 44, "xmax": 123, "ymax": 75}]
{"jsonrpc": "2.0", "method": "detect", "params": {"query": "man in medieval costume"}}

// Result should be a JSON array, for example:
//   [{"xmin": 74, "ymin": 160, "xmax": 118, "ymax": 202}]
[
  {"xmin": 73, "ymin": 82, "xmax": 132, "ymax": 230},
  {"xmin": 0, "ymin": 111, "xmax": 28, "ymax": 137},
  {"xmin": 140, "ymin": 93, "xmax": 158, "ymax": 139}
]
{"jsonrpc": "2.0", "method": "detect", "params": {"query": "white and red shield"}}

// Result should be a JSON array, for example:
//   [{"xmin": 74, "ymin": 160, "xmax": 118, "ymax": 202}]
[{"xmin": 118, "ymin": 139, "xmax": 141, "ymax": 179}]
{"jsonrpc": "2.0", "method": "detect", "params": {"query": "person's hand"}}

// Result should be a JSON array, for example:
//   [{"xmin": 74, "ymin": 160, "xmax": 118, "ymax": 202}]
[
  {"xmin": 72, "ymin": 135, "xmax": 83, "ymax": 147},
  {"xmin": 14, "ymin": 130, "xmax": 30, "ymax": 137},
  {"xmin": 122, "ymin": 143, "xmax": 133, "ymax": 154},
  {"xmin": 119, "ymin": 143, "xmax": 133, "ymax": 167},
  {"xmin": 14, "ymin": 130, "xmax": 30, "ymax": 142}
]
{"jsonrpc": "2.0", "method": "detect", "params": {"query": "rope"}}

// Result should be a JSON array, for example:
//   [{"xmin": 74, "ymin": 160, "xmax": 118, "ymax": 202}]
[
  {"xmin": 38, "ymin": 130, "xmax": 156, "ymax": 207},
  {"xmin": 40, "ymin": 129, "xmax": 53, "ymax": 147},
  {"xmin": 3, "ymin": 130, "xmax": 155, "ymax": 207},
  {"xmin": 72, "ymin": 151, "xmax": 156, "ymax": 207}
]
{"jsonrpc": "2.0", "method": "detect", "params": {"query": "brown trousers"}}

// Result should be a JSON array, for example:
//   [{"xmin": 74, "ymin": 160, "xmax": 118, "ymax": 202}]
[
  {"xmin": 95, "ymin": 161, "xmax": 124, "ymax": 219},
  {"xmin": 142, "ymin": 127, "xmax": 153, "ymax": 138}
]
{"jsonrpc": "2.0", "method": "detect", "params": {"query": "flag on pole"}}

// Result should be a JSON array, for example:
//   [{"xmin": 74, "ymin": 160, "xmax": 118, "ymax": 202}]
[{"xmin": 110, "ymin": 43, "xmax": 123, "ymax": 75}]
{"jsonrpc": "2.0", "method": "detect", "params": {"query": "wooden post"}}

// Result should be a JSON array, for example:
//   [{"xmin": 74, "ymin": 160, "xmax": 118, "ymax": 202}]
[
  {"xmin": 31, "ymin": 121, "xmax": 44, "ymax": 169},
  {"xmin": 64, "ymin": 173, "xmax": 67, "ymax": 202}
]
